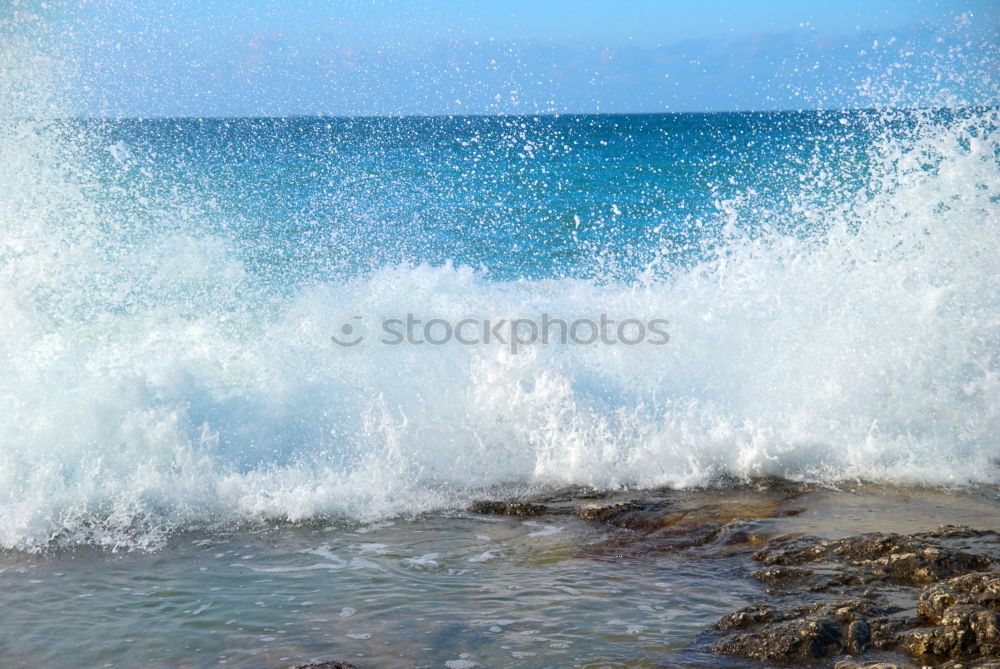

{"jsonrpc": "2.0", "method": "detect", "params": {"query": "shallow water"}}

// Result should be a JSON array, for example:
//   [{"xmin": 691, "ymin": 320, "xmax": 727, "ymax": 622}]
[
  {"xmin": 3, "ymin": 485, "xmax": 997, "ymax": 668},
  {"xmin": 1, "ymin": 512, "xmax": 757, "ymax": 668}
]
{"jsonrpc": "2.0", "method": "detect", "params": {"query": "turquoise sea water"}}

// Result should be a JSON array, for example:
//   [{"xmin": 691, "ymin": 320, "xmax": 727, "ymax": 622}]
[{"xmin": 84, "ymin": 112, "xmax": 881, "ymax": 283}]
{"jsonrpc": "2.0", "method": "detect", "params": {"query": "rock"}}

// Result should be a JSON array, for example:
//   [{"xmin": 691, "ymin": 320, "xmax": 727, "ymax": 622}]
[
  {"xmin": 289, "ymin": 662, "xmax": 359, "ymax": 669},
  {"xmin": 472, "ymin": 479, "xmax": 811, "ymax": 552},
  {"xmin": 916, "ymin": 572, "xmax": 1000, "ymax": 623},
  {"xmin": 715, "ymin": 603, "xmax": 789, "ymax": 631},
  {"xmin": 714, "ymin": 527, "xmax": 1000, "ymax": 665},
  {"xmin": 901, "ymin": 603, "xmax": 1000, "ymax": 660},
  {"xmin": 916, "ymin": 526, "xmax": 1000, "ymax": 541},
  {"xmin": 749, "ymin": 565, "xmax": 816, "ymax": 584},
  {"xmin": 713, "ymin": 616, "xmax": 843, "ymax": 662},
  {"xmin": 846, "ymin": 619, "xmax": 871, "ymax": 654},
  {"xmin": 577, "ymin": 500, "xmax": 653, "ymax": 524},
  {"xmin": 529, "ymin": 485, "xmax": 614, "ymax": 502},
  {"xmin": 583, "ymin": 518, "xmax": 765, "ymax": 560},
  {"xmin": 712, "ymin": 598, "xmax": 896, "ymax": 662},
  {"xmin": 753, "ymin": 529, "xmax": 993, "ymax": 586},
  {"xmin": 577, "ymin": 494, "xmax": 794, "ymax": 559},
  {"xmin": 897, "ymin": 570, "xmax": 1000, "ymax": 662},
  {"xmin": 468, "ymin": 500, "xmax": 548, "ymax": 517}
]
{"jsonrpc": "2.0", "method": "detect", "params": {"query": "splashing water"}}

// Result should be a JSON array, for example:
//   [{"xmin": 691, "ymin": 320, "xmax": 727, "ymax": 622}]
[{"xmin": 1, "ymin": 12, "xmax": 998, "ymax": 552}]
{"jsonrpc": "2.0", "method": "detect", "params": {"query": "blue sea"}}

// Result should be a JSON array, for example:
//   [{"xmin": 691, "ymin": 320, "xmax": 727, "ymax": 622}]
[{"xmin": 2, "ymin": 70, "xmax": 1000, "ymax": 666}]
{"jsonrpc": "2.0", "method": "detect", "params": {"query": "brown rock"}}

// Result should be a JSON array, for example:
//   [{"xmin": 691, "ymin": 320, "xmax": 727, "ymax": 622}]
[
  {"xmin": 750, "ymin": 565, "xmax": 816, "ymax": 583},
  {"xmin": 712, "ymin": 598, "xmax": 895, "ymax": 662},
  {"xmin": 754, "ymin": 530, "xmax": 993, "ymax": 586},
  {"xmin": 576, "ymin": 500, "xmax": 652, "ymax": 524},
  {"xmin": 902, "ymin": 603, "xmax": 1000, "ymax": 660},
  {"xmin": 468, "ymin": 499, "xmax": 548, "ymax": 517},
  {"xmin": 917, "ymin": 572, "xmax": 1000, "ymax": 623},
  {"xmin": 715, "ymin": 603, "xmax": 789, "ymax": 631}
]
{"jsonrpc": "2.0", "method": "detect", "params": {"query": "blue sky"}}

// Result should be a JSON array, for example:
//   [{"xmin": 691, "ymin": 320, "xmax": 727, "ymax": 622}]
[{"xmin": 39, "ymin": 0, "xmax": 1000, "ymax": 116}]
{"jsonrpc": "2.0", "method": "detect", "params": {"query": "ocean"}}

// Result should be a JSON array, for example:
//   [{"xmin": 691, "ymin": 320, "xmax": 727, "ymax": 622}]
[{"xmin": 1, "ymin": 103, "xmax": 999, "ymax": 666}]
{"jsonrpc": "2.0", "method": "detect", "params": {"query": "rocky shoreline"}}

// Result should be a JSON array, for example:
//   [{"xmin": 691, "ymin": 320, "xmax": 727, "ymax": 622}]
[
  {"xmin": 292, "ymin": 481, "xmax": 1000, "ymax": 668},
  {"xmin": 472, "ymin": 483, "xmax": 1000, "ymax": 667},
  {"xmin": 717, "ymin": 528, "xmax": 1000, "ymax": 666}
]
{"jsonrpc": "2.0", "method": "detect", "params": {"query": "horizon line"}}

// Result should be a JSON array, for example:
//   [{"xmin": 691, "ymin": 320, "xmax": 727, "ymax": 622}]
[{"xmin": 8, "ymin": 104, "xmax": 995, "ymax": 123}]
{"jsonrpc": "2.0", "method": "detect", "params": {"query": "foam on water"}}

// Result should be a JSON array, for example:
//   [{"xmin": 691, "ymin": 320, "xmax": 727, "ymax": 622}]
[{"xmin": 1, "ymin": 13, "xmax": 998, "ymax": 551}]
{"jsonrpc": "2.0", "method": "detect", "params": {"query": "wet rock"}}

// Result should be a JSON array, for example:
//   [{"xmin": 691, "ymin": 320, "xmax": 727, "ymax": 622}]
[
  {"xmin": 916, "ymin": 572, "xmax": 1000, "ymax": 623},
  {"xmin": 648, "ymin": 518, "xmax": 758, "ymax": 549},
  {"xmin": 847, "ymin": 619, "xmax": 871, "ymax": 653},
  {"xmin": 583, "ymin": 518, "xmax": 766, "ymax": 561},
  {"xmin": 715, "ymin": 603, "xmax": 790, "ymax": 631},
  {"xmin": 916, "ymin": 526, "xmax": 1000, "ymax": 541},
  {"xmin": 749, "ymin": 565, "xmax": 816, "ymax": 584},
  {"xmin": 289, "ymin": 661, "xmax": 359, "ymax": 669},
  {"xmin": 712, "ymin": 598, "xmax": 897, "ymax": 662},
  {"xmin": 470, "ymin": 478, "xmax": 811, "ymax": 546},
  {"xmin": 575, "ymin": 483, "xmax": 806, "ymax": 535},
  {"xmin": 577, "ymin": 500, "xmax": 654, "ymax": 524},
  {"xmin": 575, "ymin": 492, "xmax": 799, "ymax": 560},
  {"xmin": 711, "ymin": 475, "xmax": 820, "ymax": 496},
  {"xmin": 714, "ymin": 526, "xmax": 1000, "ymax": 665},
  {"xmin": 468, "ymin": 500, "xmax": 548, "ymax": 517},
  {"xmin": 530, "ymin": 485, "xmax": 614, "ymax": 503},
  {"xmin": 713, "ymin": 616, "xmax": 843, "ymax": 662},
  {"xmin": 628, "ymin": 497, "xmax": 785, "ymax": 534},
  {"xmin": 938, "ymin": 660, "xmax": 1000, "ymax": 668},
  {"xmin": 902, "ymin": 602, "xmax": 1000, "ymax": 660},
  {"xmin": 754, "ymin": 529, "xmax": 993, "ymax": 586}
]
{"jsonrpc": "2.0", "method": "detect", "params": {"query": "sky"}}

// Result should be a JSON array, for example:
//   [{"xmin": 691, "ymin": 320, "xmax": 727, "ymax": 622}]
[{"xmin": 13, "ymin": 0, "xmax": 1000, "ymax": 116}]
